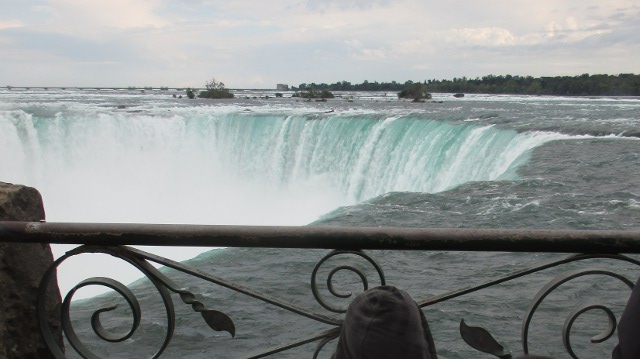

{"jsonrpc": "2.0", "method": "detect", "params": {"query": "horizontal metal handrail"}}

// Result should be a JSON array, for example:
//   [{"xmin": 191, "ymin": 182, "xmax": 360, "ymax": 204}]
[
  {"xmin": 2, "ymin": 221, "xmax": 640, "ymax": 253},
  {"xmin": 4, "ymin": 221, "xmax": 640, "ymax": 358}
]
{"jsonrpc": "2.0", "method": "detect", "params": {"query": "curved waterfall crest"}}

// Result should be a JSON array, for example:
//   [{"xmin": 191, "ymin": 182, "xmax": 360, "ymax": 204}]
[{"xmin": 1, "ymin": 109, "xmax": 565, "ymax": 223}]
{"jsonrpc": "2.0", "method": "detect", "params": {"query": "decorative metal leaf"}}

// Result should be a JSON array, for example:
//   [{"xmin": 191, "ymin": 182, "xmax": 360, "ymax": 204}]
[
  {"xmin": 201, "ymin": 310, "xmax": 236, "ymax": 337},
  {"xmin": 460, "ymin": 319, "xmax": 511, "ymax": 359}
]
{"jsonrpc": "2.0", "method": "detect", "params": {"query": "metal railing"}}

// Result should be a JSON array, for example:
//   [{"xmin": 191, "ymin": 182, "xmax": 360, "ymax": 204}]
[{"xmin": 2, "ymin": 221, "xmax": 640, "ymax": 359}]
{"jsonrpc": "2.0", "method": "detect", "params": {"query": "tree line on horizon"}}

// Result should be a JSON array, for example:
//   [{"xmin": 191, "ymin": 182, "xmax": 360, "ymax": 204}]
[{"xmin": 296, "ymin": 73, "xmax": 640, "ymax": 96}]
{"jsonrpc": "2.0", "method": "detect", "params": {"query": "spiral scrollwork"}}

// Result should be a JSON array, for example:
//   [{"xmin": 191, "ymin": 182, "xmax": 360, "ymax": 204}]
[
  {"xmin": 521, "ymin": 268, "xmax": 635, "ymax": 358},
  {"xmin": 38, "ymin": 245, "xmax": 237, "ymax": 358},
  {"xmin": 562, "ymin": 303, "xmax": 617, "ymax": 359},
  {"xmin": 311, "ymin": 250, "xmax": 385, "ymax": 313},
  {"xmin": 66, "ymin": 277, "xmax": 141, "ymax": 344},
  {"xmin": 38, "ymin": 246, "xmax": 176, "ymax": 359}
]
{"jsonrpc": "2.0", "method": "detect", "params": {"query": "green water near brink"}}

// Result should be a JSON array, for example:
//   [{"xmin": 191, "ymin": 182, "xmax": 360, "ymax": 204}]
[
  {"xmin": 190, "ymin": 111, "xmax": 563, "ymax": 200},
  {"xmin": 1, "ymin": 97, "xmax": 571, "ymax": 225},
  {"xmin": 1, "ymin": 89, "xmax": 639, "ymax": 358}
]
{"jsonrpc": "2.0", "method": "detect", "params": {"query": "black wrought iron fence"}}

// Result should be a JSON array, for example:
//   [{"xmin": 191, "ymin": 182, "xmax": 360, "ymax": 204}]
[{"xmin": 2, "ymin": 221, "xmax": 640, "ymax": 359}]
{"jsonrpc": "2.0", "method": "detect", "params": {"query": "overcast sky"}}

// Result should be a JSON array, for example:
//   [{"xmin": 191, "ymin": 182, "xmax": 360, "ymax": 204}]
[{"xmin": 1, "ymin": 0, "xmax": 639, "ymax": 88}]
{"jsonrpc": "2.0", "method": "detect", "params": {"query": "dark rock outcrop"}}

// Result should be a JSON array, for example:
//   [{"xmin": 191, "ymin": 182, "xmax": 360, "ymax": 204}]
[{"xmin": 0, "ymin": 182, "xmax": 62, "ymax": 359}]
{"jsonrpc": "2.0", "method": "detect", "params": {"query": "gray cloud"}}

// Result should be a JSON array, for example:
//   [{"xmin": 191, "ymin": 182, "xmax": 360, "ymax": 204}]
[
  {"xmin": 303, "ymin": 0, "xmax": 394, "ymax": 11},
  {"xmin": 1, "ymin": 0, "xmax": 638, "ymax": 87},
  {"xmin": 1, "ymin": 28, "xmax": 138, "ymax": 63}
]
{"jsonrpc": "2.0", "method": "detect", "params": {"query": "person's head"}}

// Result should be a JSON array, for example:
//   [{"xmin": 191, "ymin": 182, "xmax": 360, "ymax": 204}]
[{"xmin": 334, "ymin": 285, "xmax": 437, "ymax": 359}]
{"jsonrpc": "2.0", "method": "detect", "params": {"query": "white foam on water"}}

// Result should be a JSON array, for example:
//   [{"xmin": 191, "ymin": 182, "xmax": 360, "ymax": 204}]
[{"xmin": 1, "ymin": 99, "xmax": 567, "ymax": 298}]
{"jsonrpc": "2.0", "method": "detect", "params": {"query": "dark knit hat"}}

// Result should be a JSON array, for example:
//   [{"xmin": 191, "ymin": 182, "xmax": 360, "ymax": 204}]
[{"xmin": 334, "ymin": 286, "xmax": 437, "ymax": 359}]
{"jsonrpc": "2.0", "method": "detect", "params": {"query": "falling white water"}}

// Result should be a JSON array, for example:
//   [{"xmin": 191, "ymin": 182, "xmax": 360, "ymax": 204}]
[{"xmin": 1, "ymin": 104, "xmax": 568, "ymax": 298}]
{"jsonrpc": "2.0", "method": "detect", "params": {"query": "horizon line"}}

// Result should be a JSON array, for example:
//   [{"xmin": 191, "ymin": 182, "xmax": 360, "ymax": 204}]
[{"xmin": 4, "ymin": 72, "xmax": 639, "ymax": 91}]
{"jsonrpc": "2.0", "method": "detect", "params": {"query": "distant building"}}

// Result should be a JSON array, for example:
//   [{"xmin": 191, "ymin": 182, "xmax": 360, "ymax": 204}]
[{"xmin": 276, "ymin": 84, "xmax": 289, "ymax": 90}]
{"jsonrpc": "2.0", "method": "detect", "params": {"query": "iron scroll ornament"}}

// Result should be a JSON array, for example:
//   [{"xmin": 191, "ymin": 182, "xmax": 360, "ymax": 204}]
[
  {"xmin": 521, "ymin": 268, "xmax": 635, "ymax": 358},
  {"xmin": 38, "ymin": 245, "xmax": 344, "ymax": 359},
  {"xmin": 562, "ymin": 303, "xmax": 617, "ymax": 358},
  {"xmin": 421, "ymin": 253, "xmax": 640, "ymax": 358},
  {"xmin": 310, "ymin": 249, "xmax": 386, "ymax": 313},
  {"xmin": 37, "ymin": 245, "xmax": 235, "ymax": 359},
  {"xmin": 36, "ymin": 244, "xmax": 640, "ymax": 358}
]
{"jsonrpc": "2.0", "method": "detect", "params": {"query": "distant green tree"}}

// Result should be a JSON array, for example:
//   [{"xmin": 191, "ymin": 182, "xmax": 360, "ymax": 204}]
[
  {"xmin": 398, "ymin": 82, "xmax": 432, "ymax": 101},
  {"xmin": 294, "ymin": 73, "xmax": 640, "ymax": 96},
  {"xmin": 186, "ymin": 88, "xmax": 196, "ymax": 99},
  {"xmin": 292, "ymin": 87, "xmax": 335, "ymax": 99},
  {"xmin": 198, "ymin": 78, "xmax": 234, "ymax": 99}
]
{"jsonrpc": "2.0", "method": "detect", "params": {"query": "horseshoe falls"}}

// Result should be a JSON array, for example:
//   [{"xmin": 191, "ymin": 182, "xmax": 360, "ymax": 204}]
[
  {"xmin": 2, "ymin": 90, "xmax": 640, "ymax": 359},
  {"xmin": 2, "ymin": 104, "xmax": 560, "ymax": 226},
  {"xmin": 0, "ymin": 93, "xmax": 564, "ymax": 300}
]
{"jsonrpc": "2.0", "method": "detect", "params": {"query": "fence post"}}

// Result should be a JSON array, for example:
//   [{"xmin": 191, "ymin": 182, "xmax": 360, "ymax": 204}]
[{"xmin": 0, "ymin": 182, "xmax": 63, "ymax": 358}]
